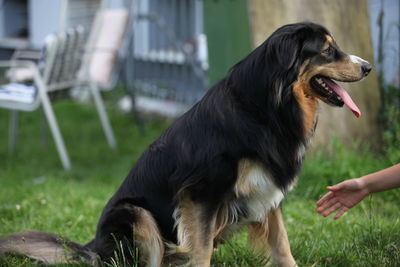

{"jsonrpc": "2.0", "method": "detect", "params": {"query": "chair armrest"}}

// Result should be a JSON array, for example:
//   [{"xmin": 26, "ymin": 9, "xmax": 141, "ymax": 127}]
[
  {"xmin": 0, "ymin": 60, "xmax": 38, "ymax": 69},
  {"xmin": 11, "ymin": 49, "xmax": 42, "ymax": 61}
]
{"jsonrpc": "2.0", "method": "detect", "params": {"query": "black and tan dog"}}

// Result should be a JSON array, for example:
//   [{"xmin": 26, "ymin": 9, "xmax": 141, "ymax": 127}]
[{"xmin": 0, "ymin": 22, "xmax": 371, "ymax": 267}]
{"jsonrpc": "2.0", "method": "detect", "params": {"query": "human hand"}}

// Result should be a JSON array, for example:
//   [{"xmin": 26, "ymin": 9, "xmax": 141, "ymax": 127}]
[{"xmin": 316, "ymin": 178, "xmax": 370, "ymax": 219}]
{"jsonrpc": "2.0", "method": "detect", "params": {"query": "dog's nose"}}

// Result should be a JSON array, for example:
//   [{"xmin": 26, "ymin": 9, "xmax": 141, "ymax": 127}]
[{"xmin": 362, "ymin": 62, "xmax": 372, "ymax": 76}]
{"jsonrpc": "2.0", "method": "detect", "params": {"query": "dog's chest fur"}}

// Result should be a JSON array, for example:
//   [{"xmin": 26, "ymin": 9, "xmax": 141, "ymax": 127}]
[{"xmin": 230, "ymin": 159, "xmax": 285, "ymax": 222}]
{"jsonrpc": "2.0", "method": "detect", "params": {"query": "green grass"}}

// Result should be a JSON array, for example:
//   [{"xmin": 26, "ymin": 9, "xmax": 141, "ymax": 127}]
[{"xmin": 0, "ymin": 99, "xmax": 399, "ymax": 266}]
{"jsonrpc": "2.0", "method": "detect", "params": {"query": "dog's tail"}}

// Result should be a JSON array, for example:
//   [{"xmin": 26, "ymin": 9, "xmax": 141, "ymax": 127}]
[{"xmin": 0, "ymin": 231, "xmax": 98, "ymax": 265}]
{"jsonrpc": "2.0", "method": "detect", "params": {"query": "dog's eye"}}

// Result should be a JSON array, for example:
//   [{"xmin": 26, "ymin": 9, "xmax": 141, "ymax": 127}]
[{"xmin": 322, "ymin": 46, "xmax": 333, "ymax": 56}]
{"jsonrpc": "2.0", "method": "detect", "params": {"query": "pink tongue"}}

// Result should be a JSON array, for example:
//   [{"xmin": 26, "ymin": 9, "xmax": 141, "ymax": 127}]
[{"xmin": 322, "ymin": 78, "xmax": 361, "ymax": 118}]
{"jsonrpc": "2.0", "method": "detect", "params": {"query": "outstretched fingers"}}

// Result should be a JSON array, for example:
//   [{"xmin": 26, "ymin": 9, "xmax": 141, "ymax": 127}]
[
  {"xmin": 316, "ymin": 195, "xmax": 337, "ymax": 213},
  {"xmin": 333, "ymin": 206, "xmax": 349, "ymax": 220},
  {"xmin": 321, "ymin": 202, "xmax": 342, "ymax": 217},
  {"xmin": 316, "ymin": 191, "xmax": 351, "ymax": 219},
  {"xmin": 316, "ymin": 191, "xmax": 335, "ymax": 206}
]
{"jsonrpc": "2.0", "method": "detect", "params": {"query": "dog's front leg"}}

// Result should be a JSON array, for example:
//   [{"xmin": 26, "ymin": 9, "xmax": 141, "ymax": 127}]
[
  {"xmin": 248, "ymin": 207, "xmax": 297, "ymax": 267},
  {"xmin": 174, "ymin": 198, "xmax": 216, "ymax": 267}
]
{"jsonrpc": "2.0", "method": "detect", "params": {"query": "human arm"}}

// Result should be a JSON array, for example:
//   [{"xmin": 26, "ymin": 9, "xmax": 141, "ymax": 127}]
[{"xmin": 316, "ymin": 163, "xmax": 400, "ymax": 219}]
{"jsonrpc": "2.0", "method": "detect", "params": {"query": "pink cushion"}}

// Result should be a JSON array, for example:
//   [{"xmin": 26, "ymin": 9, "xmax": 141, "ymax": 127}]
[{"xmin": 89, "ymin": 9, "xmax": 129, "ymax": 87}]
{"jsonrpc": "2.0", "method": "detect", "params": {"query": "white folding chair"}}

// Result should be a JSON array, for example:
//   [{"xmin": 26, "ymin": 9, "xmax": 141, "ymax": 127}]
[
  {"xmin": 0, "ymin": 27, "xmax": 116, "ymax": 170},
  {"xmin": 79, "ymin": 6, "xmax": 144, "ymax": 132}
]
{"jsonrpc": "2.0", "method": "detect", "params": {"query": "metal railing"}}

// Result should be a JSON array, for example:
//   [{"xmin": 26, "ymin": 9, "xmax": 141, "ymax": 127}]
[{"xmin": 131, "ymin": 0, "xmax": 208, "ymax": 108}]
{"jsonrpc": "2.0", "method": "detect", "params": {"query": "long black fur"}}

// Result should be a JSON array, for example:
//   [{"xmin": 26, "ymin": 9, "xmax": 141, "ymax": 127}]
[{"xmin": 0, "ymin": 22, "xmax": 332, "ymax": 265}]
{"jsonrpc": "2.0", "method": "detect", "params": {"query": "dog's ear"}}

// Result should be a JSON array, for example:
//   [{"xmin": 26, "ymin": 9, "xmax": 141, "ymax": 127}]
[
  {"xmin": 271, "ymin": 28, "xmax": 318, "ymax": 71},
  {"xmin": 275, "ymin": 34, "xmax": 301, "ymax": 70}
]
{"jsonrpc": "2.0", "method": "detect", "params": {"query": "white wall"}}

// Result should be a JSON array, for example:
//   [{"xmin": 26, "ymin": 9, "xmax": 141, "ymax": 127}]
[
  {"xmin": 29, "ymin": 0, "xmax": 60, "ymax": 48},
  {"xmin": 369, "ymin": 0, "xmax": 400, "ymax": 86}
]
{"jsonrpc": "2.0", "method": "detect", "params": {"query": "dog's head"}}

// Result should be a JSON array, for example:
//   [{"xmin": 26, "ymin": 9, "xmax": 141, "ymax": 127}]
[
  {"xmin": 267, "ymin": 22, "xmax": 372, "ymax": 118},
  {"xmin": 229, "ymin": 22, "xmax": 371, "ymax": 119}
]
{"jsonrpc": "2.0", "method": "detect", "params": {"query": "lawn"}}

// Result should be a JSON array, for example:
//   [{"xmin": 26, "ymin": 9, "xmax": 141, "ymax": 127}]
[{"xmin": 0, "ymin": 99, "xmax": 399, "ymax": 267}]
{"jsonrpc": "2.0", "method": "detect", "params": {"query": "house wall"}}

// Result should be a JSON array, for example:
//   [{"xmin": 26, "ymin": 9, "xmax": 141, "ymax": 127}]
[
  {"xmin": 0, "ymin": 0, "xmax": 100, "ymax": 50},
  {"xmin": 368, "ymin": 0, "xmax": 400, "ymax": 86},
  {"xmin": 29, "ymin": 0, "xmax": 60, "ymax": 48}
]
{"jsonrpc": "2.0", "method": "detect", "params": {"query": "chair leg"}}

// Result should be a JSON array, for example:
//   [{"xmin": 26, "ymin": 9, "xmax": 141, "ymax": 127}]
[
  {"xmin": 89, "ymin": 83, "xmax": 116, "ymax": 149},
  {"xmin": 8, "ymin": 110, "xmax": 18, "ymax": 153},
  {"xmin": 37, "ymin": 86, "xmax": 72, "ymax": 170}
]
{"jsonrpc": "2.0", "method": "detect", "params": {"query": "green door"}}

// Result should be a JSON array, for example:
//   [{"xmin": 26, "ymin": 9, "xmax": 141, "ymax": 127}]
[{"xmin": 204, "ymin": 0, "xmax": 252, "ymax": 86}]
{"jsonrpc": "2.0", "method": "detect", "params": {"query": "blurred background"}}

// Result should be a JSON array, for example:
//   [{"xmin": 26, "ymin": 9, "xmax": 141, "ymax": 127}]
[{"xmin": 0, "ymin": 0, "xmax": 398, "ymax": 168}]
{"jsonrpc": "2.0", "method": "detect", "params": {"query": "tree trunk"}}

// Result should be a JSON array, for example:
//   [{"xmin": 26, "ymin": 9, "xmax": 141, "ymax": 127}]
[{"xmin": 247, "ymin": 0, "xmax": 381, "ymax": 148}]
